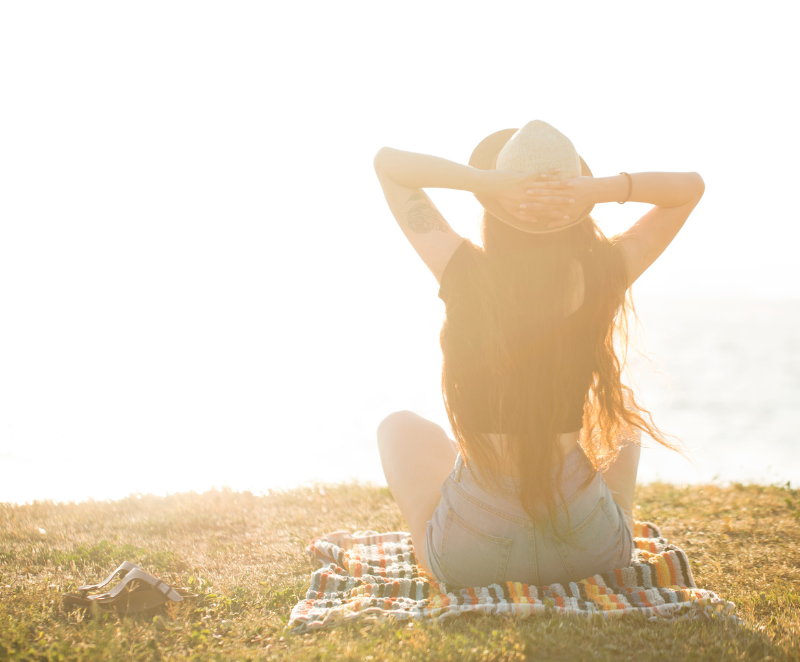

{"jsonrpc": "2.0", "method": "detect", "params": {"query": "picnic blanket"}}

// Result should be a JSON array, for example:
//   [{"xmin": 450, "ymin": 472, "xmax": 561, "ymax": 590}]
[{"xmin": 288, "ymin": 521, "xmax": 737, "ymax": 632}]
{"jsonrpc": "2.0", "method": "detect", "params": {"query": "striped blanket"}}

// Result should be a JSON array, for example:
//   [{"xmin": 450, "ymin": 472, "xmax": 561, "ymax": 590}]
[{"xmin": 288, "ymin": 522, "xmax": 736, "ymax": 633}]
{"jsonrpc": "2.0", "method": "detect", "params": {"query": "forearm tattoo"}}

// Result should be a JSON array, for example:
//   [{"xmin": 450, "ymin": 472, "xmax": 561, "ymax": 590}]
[{"xmin": 406, "ymin": 193, "xmax": 449, "ymax": 233}]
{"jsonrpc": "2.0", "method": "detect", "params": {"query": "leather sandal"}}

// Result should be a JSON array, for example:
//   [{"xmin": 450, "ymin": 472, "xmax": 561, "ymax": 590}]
[
  {"xmin": 63, "ymin": 562, "xmax": 196, "ymax": 616},
  {"xmin": 76, "ymin": 561, "xmax": 140, "ymax": 593}
]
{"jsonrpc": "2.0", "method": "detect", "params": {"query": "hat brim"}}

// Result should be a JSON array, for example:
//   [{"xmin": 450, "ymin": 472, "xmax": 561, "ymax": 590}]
[{"xmin": 469, "ymin": 128, "xmax": 595, "ymax": 234}]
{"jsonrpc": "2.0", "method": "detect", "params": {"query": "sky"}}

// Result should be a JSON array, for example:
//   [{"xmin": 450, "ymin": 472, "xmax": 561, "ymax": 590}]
[{"xmin": 1, "ymin": 1, "xmax": 798, "ymax": 502}]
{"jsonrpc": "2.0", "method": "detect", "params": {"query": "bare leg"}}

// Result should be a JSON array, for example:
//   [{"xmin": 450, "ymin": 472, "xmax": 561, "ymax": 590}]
[
  {"xmin": 377, "ymin": 411, "xmax": 458, "ymax": 577},
  {"xmin": 600, "ymin": 431, "xmax": 641, "ymax": 530}
]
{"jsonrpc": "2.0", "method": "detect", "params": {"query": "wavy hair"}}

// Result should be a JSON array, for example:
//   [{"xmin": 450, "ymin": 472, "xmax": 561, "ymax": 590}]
[{"xmin": 440, "ymin": 211, "xmax": 681, "ymax": 529}]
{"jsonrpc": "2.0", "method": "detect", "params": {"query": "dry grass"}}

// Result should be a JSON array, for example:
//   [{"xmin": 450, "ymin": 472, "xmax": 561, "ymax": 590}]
[{"xmin": 0, "ymin": 480, "xmax": 798, "ymax": 661}]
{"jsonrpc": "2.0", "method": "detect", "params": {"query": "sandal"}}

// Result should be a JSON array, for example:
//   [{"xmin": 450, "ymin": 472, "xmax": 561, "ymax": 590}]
[
  {"xmin": 63, "ymin": 561, "xmax": 196, "ymax": 616},
  {"xmin": 75, "ymin": 561, "xmax": 140, "ymax": 593}
]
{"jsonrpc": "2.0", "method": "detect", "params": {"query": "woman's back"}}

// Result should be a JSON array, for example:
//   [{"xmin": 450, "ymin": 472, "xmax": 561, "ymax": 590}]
[
  {"xmin": 439, "ymin": 221, "xmax": 631, "ymax": 497},
  {"xmin": 438, "ymin": 236, "xmax": 604, "ymax": 477}
]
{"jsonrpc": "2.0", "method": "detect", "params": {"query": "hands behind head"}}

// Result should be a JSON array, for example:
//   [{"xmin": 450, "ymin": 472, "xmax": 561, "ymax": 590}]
[{"xmin": 489, "ymin": 169, "xmax": 596, "ymax": 229}]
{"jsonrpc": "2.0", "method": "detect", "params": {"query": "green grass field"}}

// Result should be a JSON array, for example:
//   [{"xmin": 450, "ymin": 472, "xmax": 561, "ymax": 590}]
[{"xmin": 1, "ymin": 481, "xmax": 798, "ymax": 661}]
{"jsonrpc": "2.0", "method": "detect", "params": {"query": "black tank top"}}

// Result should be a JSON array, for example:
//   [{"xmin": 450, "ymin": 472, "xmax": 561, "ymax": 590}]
[{"xmin": 438, "ymin": 239, "xmax": 595, "ymax": 434}]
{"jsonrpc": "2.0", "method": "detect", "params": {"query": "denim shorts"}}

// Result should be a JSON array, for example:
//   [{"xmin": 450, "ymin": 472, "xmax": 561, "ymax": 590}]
[{"xmin": 424, "ymin": 446, "xmax": 633, "ymax": 589}]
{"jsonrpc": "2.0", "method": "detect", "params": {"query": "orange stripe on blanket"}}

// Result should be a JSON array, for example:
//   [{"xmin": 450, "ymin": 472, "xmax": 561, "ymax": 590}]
[
  {"xmin": 659, "ymin": 555, "xmax": 673, "ymax": 586},
  {"xmin": 609, "ymin": 593, "xmax": 626, "ymax": 609},
  {"xmin": 594, "ymin": 595, "xmax": 614, "ymax": 610},
  {"xmin": 664, "ymin": 553, "xmax": 678, "ymax": 585},
  {"xmin": 378, "ymin": 542, "xmax": 386, "ymax": 570}
]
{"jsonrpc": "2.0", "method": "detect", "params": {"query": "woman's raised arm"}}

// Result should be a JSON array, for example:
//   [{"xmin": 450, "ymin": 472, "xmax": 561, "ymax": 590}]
[
  {"xmin": 374, "ymin": 147, "xmax": 493, "ymax": 192},
  {"xmin": 528, "ymin": 171, "xmax": 705, "ymax": 288},
  {"xmin": 373, "ymin": 148, "xmax": 567, "ymax": 281},
  {"xmin": 373, "ymin": 148, "xmax": 472, "ymax": 282}
]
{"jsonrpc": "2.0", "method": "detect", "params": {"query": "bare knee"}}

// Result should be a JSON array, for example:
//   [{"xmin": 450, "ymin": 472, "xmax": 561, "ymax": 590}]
[
  {"xmin": 602, "ymin": 439, "xmax": 641, "ymax": 520},
  {"xmin": 377, "ymin": 410, "xmax": 450, "ymax": 453},
  {"xmin": 377, "ymin": 410, "xmax": 420, "ymax": 447}
]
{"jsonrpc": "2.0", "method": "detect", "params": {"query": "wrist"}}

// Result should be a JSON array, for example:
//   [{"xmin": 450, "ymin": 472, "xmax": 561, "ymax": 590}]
[
  {"xmin": 593, "ymin": 174, "xmax": 630, "ymax": 205},
  {"xmin": 471, "ymin": 169, "xmax": 517, "ymax": 196}
]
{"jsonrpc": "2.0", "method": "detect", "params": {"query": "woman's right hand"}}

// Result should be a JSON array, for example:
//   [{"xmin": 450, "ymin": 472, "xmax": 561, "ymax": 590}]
[{"xmin": 483, "ymin": 169, "xmax": 579, "ymax": 225}]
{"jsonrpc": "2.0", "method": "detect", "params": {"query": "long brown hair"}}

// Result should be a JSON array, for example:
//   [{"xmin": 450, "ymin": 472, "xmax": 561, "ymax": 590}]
[{"xmin": 440, "ymin": 211, "xmax": 680, "ymax": 528}]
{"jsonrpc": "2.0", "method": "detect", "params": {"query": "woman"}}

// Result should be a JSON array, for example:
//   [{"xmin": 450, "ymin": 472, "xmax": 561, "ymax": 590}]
[{"xmin": 373, "ymin": 121, "xmax": 704, "ymax": 589}]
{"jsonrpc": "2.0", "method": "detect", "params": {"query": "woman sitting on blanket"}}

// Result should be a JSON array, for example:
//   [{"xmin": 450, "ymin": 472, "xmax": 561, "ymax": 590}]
[{"xmin": 374, "ymin": 121, "xmax": 703, "ymax": 589}]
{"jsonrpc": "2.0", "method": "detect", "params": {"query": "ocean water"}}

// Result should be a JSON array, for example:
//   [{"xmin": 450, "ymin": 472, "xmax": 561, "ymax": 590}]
[
  {"xmin": 1, "ymin": 297, "xmax": 798, "ymax": 503},
  {"xmin": 622, "ymin": 298, "xmax": 800, "ymax": 485}
]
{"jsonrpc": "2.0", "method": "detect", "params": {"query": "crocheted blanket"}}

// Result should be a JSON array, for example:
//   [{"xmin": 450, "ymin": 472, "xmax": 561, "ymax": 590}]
[{"xmin": 288, "ymin": 522, "xmax": 737, "ymax": 633}]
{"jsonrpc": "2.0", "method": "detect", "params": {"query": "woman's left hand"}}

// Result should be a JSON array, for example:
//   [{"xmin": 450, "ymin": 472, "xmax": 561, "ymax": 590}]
[{"xmin": 484, "ymin": 169, "xmax": 576, "ymax": 225}]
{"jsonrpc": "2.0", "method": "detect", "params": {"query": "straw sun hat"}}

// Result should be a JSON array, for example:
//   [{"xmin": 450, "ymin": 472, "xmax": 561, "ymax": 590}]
[{"xmin": 469, "ymin": 120, "xmax": 594, "ymax": 234}]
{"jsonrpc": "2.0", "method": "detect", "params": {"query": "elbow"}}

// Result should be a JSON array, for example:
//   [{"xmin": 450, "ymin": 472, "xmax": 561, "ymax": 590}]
[
  {"xmin": 691, "ymin": 172, "xmax": 705, "ymax": 199},
  {"xmin": 373, "ymin": 146, "xmax": 394, "ymax": 174}
]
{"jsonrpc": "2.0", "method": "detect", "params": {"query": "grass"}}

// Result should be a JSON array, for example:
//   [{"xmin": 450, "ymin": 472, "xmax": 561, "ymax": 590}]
[{"xmin": 1, "ymin": 481, "xmax": 798, "ymax": 661}]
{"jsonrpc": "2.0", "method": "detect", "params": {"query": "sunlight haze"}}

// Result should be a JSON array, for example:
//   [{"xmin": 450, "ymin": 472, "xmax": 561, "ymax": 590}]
[{"xmin": 1, "ymin": 1, "xmax": 798, "ymax": 502}]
